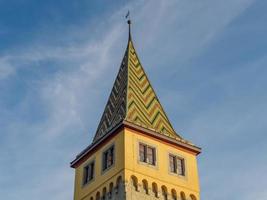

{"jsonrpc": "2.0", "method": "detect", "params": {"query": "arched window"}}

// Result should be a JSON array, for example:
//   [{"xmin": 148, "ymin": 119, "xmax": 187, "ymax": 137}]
[
  {"xmin": 109, "ymin": 182, "xmax": 114, "ymax": 198},
  {"xmin": 180, "ymin": 191, "xmax": 186, "ymax": 200},
  {"xmin": 131, "ymin": 175, "xmax": 138, "ymax": 191},
  {"xmin": 171, "ymin": 189, "xmax": 177, "ymax": 200},
  {"xmin": 96, "ymin": 192, "xmax": 100, "ymax": 200},
  {"xmin": 116, "ymin": 176, "xmax": 122, "ymax": 189},
  {"xmin": 102, "ymin": 187, "xmax": 107, "ymax": 200},
  {"xmin": 116, "ymin": 176, "xmax": 122, "ymax": 194},
  {"xmin": 90, "ymin": 197, "xmax": 93, "ymax": 200},
  {"xmin": 142, "ymin": 179, "xmax": 149, "ymax": 194},
  {"xmin": 190, "ymin": 194, "xmax": 197, "ymax": 200},
  {"xmin": 161, "ymin": 185, "xmax": 168, "ymax": 200},
  {"xmin": 152, "ymin": 182, "xmax": 158, "ymax": 197}
]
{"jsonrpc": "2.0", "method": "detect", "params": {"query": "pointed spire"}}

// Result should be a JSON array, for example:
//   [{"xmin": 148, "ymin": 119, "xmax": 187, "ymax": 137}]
[
  {"xmin": 127, "ymin": 19, "xmax": 132, "ymax": 41},
  {"xmin": 92, "ymin": 18, "xmax": 181, "ymax": 143}
]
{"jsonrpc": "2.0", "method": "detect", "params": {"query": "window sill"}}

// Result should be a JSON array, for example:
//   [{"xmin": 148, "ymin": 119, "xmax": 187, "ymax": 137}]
[
  {"xmin": 168, "ymin": 171, "xmax": 187, "ymax": 181},
  {"xmin": 82, "ymin": 178, "xmax": 95, "ymax": 188},
  {"xmin": 137, "ymin": 160, "xmax": 158, "ymax": 170},
  {"xmin": 102, "ymin": 164, "xmax": 115, "ymax": 175}
]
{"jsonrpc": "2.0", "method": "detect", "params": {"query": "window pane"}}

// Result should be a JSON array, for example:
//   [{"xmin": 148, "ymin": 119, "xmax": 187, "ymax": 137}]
[
  {"xmin": 147, "ymin": 146, "xmax": 155, "ymax": 165},
  {"xmin": 90, "ymin": 162, "xmax": 94, "ymax": 180},
  {"xmin": 83, "ymin": 161, "xmax": 95, "ymax": 185},
  {"xmin": 110, "ymin": 147, "xmax": 114, "ymax": 165},
  {"xmin": 83, "ymin": 166, "xmax": 89, "ymax": 184},
  {"xmin": 169, "ymin": 155, "xmax": 176, "ymax": 173},
  {"xmin": 177, "ymin": 158, "xmax": 185, "ymax": 176},
  {"xmin": 104, "ymin": 151, "xmax": 108, "ymax": 170},
  {"xmin": 103, "ymin": 146, "xmax": 115, "ymax": 171},
  {"xmin": 139, "ymin": 143, "xmax": 146, "ymax": 162},
  {"xmin": 87, "ymin": 165, "xmax": 91, "ymax": 182},
  {"xmin": 108, "ymin": 147, "xmax": 114, "ymax": 167}
]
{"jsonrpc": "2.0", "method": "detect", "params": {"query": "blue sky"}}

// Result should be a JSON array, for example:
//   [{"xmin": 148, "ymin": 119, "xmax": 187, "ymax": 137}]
[{"xmin": 0, "ymin": 0, "xmax": 267, "ymax": 199}]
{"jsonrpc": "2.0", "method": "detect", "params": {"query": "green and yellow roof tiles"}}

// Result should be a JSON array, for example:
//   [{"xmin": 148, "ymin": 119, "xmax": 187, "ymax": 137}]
[
  {"xmin": 126, "ymin": 41, "xmax": 177, "ymax": 136},
  {"xmin": 93, "ymin": 38, "xmax": 181, "ymax": 142}
]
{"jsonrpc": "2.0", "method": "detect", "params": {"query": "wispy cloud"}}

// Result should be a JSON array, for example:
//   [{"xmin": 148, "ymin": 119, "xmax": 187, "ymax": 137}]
[
  {"xmin": 0, "ymin": 57, "xmax": 15, "ymax": 79},
  {"xmin": 0, "ymin": 0, "xmax": 263, "ymax": 200}
]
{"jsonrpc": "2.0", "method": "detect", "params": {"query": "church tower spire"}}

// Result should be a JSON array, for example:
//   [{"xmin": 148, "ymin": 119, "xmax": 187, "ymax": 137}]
[
  {"xmin": 127, "ymin": 19, "xmax": 131, "ymax": 40},
  {"xmin": 71, "ymin": 19, "xmax": 201, "ymax": 200},
  {"xmin": 92, "ymin": 19, "xmax": 179, "ymax": 144}
]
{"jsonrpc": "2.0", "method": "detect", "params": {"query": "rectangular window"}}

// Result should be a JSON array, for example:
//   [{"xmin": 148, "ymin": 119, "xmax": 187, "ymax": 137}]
[
  {"xmin": 169, "ymin": 154, "xmax": 185, "ymax": 176},
  {"xmin": 139, "ymin": 143, "xmax": 156, "ymax": 166},
  {"xmin": 102, "ymin": 145, "xmax": 115, "ymax": 171},
  {"xmin": 83, "ymin": 161, "xmax": 95, "ymax": 185},
  {"xmin": 177, "ymin": 157, "xmax": 185, "ymax": 176},
  {"xmin": 169, "ymin": 154, "xmax": 177, "ymax": 173}
]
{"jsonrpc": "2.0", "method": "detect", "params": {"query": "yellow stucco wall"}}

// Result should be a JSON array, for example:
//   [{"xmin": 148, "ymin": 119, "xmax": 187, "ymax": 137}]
[
  {"xmin": 73, "ymin": 128, "xmax": 200, "ymax": 200},
  {"xmin": 124, "ymin": 128, "xmax": 200, "ymax": 199},
  {"xmin": 73, "ymin": 130, "xmax": 125, "ymax": 200}
]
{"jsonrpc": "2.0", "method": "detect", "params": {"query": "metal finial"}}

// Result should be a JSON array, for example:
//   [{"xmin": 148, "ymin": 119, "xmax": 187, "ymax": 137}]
[
  {"xmin": 125, "ymin": 11, "xmax": 131, "ymax": 40},
  {"xmin": 126, "ymin": 10, "xmax": 130, "ymax": 20}
]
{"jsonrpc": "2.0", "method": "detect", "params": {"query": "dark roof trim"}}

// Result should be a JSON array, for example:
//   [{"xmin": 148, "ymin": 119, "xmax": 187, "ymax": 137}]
[
  {"xmin": 123, "ymin": 120, "xmax": 201, "ymax": 155},
  {"xmin": 70, "ymin": 120, "xmax": 201, "ymax": 168},
  {"xmin": 70, "ymin": 121, "xmax": 124, "ymax": 168}
]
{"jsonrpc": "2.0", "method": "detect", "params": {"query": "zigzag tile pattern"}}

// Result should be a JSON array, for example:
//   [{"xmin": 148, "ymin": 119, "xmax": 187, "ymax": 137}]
[
  {"xmin": 93, "ymin": 50, "xmax": 128, "ymax": 142},
  {"xmin": 93, "ymin": 39, "xmax": 179, "ymax": 143},
  {"xmin": 126, "ymin": 41, "xmax": 177, "ymax": 137}
]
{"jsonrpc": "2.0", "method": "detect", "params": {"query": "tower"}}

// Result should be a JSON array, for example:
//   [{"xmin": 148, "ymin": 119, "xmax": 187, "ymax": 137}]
[{"xmin": 71, "ymin": 20, "xmax": 201, "ymax": 200}]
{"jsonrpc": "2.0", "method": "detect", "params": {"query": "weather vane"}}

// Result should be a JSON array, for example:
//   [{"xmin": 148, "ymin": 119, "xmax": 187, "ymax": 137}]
[
  {"xmin": 125, "ymin": 10, "xmax": 131, "ymax": 39},
  {"xmin": 125, "ymin": 10, "xmax": 130, "ymax": 21}
]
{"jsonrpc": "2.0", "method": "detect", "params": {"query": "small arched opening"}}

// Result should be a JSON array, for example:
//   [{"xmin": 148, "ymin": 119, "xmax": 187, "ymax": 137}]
[
  {"xmin": 109, "ymin": 182, "xmax": 114, "ymax": 198},
  {"xmin": 161, "ymin": 185, "xmax": 168, "ymax": 200},
  {"xmin": 171, "ymin": 189, "xmax": 177, "ymax": 200},
  {"xmin": 131, "ymin": 175, "xmax": 138, "ymax": 191},
  {"xmin": 152, "ymin": 182, "xmax": 158, "ymax": 197},
  {"xmin": 190, "ymin": 194, "xmax": 197, "ymax": 200},
  {"xmin": 180, "ymin": 191, "xmax": 186, "ymax": 200},
  {"xmin": 96, "ymin": 192, "xmax": 100, "ymax": 200},
  {"xmin": 142, "ymin": 179, "xmax": 149, "ymax": 194},
  {"xmin": 116, "ymin": 176, "xmax": 122, "ymax": 189},
  {"xmin": 102, "ymin": 187, "xmax": 107, "ymax": 200},
  {"xmin": 115, "ymin": 176, "xmax": 122, "ymax": 194}
]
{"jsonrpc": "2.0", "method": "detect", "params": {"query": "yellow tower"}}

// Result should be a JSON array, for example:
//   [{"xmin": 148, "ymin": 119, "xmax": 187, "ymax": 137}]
[{"xmin": 71, "ymin": 20, "xmax": 201, "ymax": 200}]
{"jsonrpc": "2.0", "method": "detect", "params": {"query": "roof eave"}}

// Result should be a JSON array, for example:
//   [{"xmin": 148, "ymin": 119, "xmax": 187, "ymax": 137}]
[
  {"xmin": 70, "ymin": 120, "xmax": 201, "ymax": 168},
  {"xmin": 123, "ymin": 120, "xmax": 201, "ymax": 155},
  {"xmin": 70, "ymin": 121, "xmax": 124, "ymax": 168}
]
